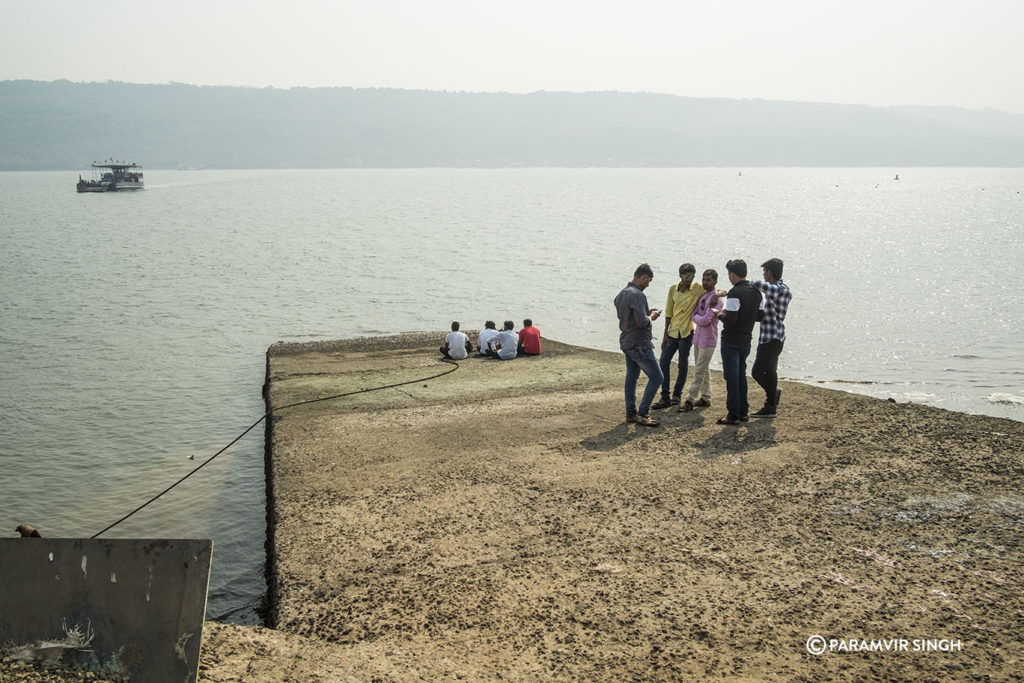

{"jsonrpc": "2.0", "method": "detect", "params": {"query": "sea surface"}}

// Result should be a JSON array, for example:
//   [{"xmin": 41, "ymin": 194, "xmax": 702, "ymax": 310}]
[{"xmin": 1, "ymin": 167, "xmax": 1022, "ymax": 623}]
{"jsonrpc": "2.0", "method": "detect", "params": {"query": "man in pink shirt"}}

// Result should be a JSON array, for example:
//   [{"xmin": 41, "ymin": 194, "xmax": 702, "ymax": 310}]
[{"xmin": 680, "ymin": 269, "xmax": 726, "ymax": 412}]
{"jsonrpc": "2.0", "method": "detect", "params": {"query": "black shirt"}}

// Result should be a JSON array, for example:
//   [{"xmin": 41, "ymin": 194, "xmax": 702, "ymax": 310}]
[{"xmin": 720, "ymin": 279, "xmax": 763, "ymax": 346}]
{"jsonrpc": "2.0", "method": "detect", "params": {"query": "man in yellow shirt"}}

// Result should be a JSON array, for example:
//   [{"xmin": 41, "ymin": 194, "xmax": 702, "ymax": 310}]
[{"xmin": 651, "ymin": 263, "xmax": 703, "ymax": 409}]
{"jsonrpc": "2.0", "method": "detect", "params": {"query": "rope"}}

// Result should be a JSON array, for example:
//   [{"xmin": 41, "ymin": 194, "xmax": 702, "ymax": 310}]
[{"xmin": 90, "ymin": 359, "xmax": 459, "ymax": 538}]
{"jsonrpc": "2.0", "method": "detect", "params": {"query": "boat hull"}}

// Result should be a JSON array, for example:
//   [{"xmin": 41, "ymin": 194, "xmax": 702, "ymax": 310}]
[
  {"xmin": 111, "ymin": 181, "xmax": 145, "ymax": 191},
  {"xmin": 77, "ymin": 181, "xmax": 145, "ymax": 193}
]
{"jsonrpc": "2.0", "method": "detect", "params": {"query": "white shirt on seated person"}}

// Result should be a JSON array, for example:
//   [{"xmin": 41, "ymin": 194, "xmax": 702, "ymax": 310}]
[
  {"xmin": 478, "ymin": 328, "xmax": 499, "ymax": 355},
  {"xmin": 493, "ymin": 329, "xmax": 518, "ymax": 360},
  {"xmin": 444, "ymin": 330, "xmax": 470, "ymax": 360}
]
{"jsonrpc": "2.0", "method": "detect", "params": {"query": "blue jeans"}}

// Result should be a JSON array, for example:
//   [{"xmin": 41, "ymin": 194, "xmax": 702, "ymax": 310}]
[
  {"xmin": 659, "ymin": 332, "xmax": 693, "ymax": 400},
  {"xmin": 623, "ymin": 346, "xmax": 664, "ymax": 417},
  {"xmin": 720, "ymin": 342, "xmax": 751, "ymax": 420}
]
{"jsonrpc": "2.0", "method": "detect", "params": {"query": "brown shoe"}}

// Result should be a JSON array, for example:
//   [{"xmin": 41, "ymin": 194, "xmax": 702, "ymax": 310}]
[
  {"xmin": 678, "ymin": 400, "xmax": 694, "ymax": 413},
  {"xmin": 636, "ymin": 414, "xmax": 660, "ymax": 427},
  {"xmin": 650, "ymin": 398, "xmax": 672, "ymax": 410},
  {"xmin": 694, "ymin": 398, "xmax": 711, "ymax": 407},
  {"xmin": 625, "ymin": 415, "xmax": 639, "ymax": 423}
]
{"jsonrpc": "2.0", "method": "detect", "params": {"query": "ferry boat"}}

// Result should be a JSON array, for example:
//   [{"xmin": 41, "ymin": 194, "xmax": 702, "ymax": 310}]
[{"xmin": 76, "ymin": 160, "xmax": 145, "ymax": 192}]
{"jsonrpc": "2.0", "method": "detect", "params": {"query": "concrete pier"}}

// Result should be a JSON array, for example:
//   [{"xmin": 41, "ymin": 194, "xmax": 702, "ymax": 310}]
[{"xmin": 253, "ymin": 333, "xmax": 1024, "ymax": 680}]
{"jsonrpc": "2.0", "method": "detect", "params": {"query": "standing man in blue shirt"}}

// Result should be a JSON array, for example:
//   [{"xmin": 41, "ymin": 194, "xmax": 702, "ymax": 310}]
[
  {"xmin": 751, "ymin": 258, "xmax": 793, "ymax": 417},
  {"xmin": 613, "ymin": 264, "xmax": 664, "ymax": 426}
]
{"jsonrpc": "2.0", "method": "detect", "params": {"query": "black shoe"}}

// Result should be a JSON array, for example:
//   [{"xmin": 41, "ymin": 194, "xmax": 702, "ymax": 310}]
[{"xmin": 751, "ymin": 407, "xmax": 777, "ymax": 418}]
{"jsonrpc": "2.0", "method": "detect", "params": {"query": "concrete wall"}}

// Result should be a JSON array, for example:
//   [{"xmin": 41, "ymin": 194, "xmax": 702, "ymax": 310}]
[{"xmin": 0, "ymin": 538, "xmax": 212, "ymax": 682}]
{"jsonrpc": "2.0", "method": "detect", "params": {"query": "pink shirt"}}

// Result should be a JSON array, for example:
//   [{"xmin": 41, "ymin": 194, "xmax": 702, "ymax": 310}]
[{"xmin": 691, "ymin": 290, "xmax": 724, "ymax": 348}]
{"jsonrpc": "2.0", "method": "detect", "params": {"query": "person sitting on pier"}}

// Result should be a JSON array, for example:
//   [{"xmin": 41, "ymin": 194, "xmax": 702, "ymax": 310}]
[
  {"xmin": 440, "ymin": 321, "xmax": 473, "ymax": 360},
  {"xmin": 517, "ymin": 319, "xmax": 542, "ymax": 356},
  {"xmin": 478, "ymin": 320, "xmax": 499, "ymax": 357},
  {"xmin": 492, "ymin": 320, "xmax": 519, "ymax": 360}
]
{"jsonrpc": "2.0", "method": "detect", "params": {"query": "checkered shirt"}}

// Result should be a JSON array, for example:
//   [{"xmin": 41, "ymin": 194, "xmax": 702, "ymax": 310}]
[{"xmin": 752, "ymin": 279, "xmax": 792, "ymax": 344}]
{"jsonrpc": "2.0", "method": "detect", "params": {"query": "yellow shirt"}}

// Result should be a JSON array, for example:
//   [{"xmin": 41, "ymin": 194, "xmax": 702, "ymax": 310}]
[{"xmin": 664, "ymin": 281, "xmax": 703, "ymax": 338}]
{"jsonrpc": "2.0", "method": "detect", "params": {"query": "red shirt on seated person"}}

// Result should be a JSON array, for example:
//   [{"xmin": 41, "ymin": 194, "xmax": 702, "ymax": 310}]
[{"xmin": 517, "ymin": 319, "xmax": 542, "ymax": 355}]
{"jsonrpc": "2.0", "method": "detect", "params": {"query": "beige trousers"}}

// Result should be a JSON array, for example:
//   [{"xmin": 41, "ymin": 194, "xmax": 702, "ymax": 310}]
[{"xmin": 686, "ymin": 345, "xmax": 716, "ymax": 403}]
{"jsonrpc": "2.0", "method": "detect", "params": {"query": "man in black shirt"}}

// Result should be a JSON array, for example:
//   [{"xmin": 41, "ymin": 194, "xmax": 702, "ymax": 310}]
[{"xmin": 717, "ymin": 259, "xmax": 763, "ymax": 425}]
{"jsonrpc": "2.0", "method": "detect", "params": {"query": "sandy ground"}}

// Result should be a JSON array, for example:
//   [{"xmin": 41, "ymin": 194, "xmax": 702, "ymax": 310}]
[
  {"xmin": 6, "ymin": 333, "xmax": 1021, "ymax": 681},
  {"xmin": 255, "ymin": 333, "xmax": 1024, "ymax": 681}
]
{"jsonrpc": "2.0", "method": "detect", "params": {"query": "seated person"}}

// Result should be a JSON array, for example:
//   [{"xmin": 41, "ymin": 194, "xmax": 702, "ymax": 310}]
[
  {"xmin": 478, "ymin": 320, "xmax": 499, "ymax": 357},
  {"xmin": 517, "ymin": 318, "xmax": 542, "ymax": 356},
  {"xmin": 440, "ymin": 321, "xmax": 472, "ymax": 360},
  {"xmin": 492, "ymin": 320, "xmax": 519, "ymax": 360}
]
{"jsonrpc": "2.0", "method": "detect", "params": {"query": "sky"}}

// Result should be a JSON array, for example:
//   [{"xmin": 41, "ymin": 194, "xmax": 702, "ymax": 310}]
[{"xmin": 3, "ymin": 0, "xmax": 1023, "ymax": 113}]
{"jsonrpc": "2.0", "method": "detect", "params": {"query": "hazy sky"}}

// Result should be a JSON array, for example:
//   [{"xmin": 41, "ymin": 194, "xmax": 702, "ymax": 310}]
[{"xmin": 3, "ymin": 0, "xmax": 1023, "ymax": 113}]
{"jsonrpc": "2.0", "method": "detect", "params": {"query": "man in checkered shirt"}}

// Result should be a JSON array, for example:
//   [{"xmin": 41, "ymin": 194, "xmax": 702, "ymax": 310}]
[{"xmin": 750, "ymin": 258, "xmax": 793, "ymax": 417}]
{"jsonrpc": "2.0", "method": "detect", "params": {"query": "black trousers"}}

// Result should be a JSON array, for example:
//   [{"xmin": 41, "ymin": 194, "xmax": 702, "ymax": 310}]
[{"xmin": 752, "ymin": 339, "xmax": 784, "ymax": 407}]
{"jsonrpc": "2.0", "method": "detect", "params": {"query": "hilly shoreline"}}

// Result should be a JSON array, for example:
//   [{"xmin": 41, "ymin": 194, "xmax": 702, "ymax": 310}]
[{"xmin": 4, "ymin": 80, "xmax": 1024, "ymax": 170}]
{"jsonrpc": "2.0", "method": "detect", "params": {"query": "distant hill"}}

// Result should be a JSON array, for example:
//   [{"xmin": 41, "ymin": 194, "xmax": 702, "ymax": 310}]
[{"xmin": 2, "ymin": 80, "xmax": 1023, "ymax": 170}]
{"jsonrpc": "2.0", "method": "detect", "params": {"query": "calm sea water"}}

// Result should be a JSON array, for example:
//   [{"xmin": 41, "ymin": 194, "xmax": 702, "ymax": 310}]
[{"xmin": 1, "ymin": 168, "xmax": 1022, "ymax": 623}]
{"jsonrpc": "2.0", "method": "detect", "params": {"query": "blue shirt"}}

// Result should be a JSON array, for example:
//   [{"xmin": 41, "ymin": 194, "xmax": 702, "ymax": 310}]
[{"xmin": 614, "ymin": 282, "xmax": 654, "ymax": 351}]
